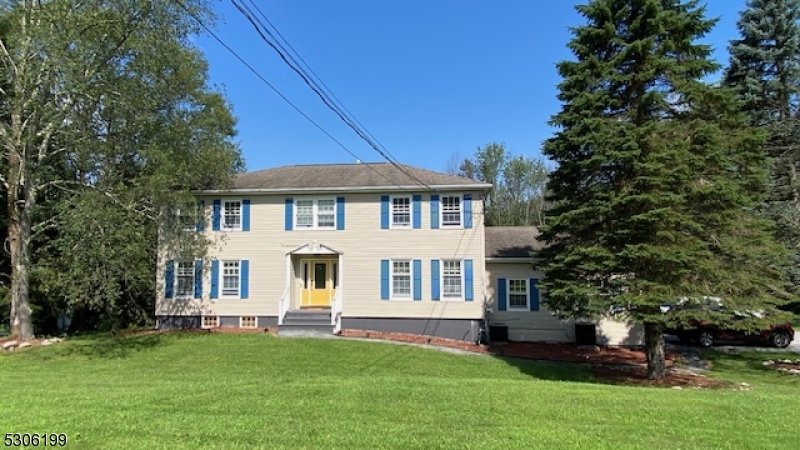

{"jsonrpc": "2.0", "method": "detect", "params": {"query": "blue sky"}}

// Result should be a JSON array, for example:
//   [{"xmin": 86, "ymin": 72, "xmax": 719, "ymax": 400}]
[{"xmin": 197, "ymin": 0, "xmax": 748, "ymax": 173}]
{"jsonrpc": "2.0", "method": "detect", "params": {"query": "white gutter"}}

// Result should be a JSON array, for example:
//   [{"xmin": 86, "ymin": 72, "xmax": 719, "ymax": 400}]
[
  {"xmin": 485, "ymin": 257, "xmax": 535, "ymax": 263},
  {"xmin": 191, "ymin": 183, "xmax": 493, "ymax": 195}
]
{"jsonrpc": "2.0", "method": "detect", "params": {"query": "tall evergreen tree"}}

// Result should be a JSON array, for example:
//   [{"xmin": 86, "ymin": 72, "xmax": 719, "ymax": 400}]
[
  {"xmin": 724, "ymin": 0, "xmax": 800, "ymax": 304},
  {"xmin": 540, "ymin": 0, "xmax": 788, "ymax": 379}
]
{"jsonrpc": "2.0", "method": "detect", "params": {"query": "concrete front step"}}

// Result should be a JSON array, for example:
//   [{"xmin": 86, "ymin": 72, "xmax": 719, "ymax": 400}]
[
  {"xmin": 278, "ymin": 309, "xmax": 334, "ymax": 338},
  {"xmin": 277, "ymin": 325, "xmax": 335, "ymax": 338}
]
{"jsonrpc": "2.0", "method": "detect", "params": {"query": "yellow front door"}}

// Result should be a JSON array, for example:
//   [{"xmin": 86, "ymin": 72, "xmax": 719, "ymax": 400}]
[{"xmin": 301, "ymin": 260, "xmax": 333, "ymax": 307}]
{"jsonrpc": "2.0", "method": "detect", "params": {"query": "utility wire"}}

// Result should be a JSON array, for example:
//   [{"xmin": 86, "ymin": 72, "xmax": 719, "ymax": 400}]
[
  {"xmin": 229, "ymin": 0, "xmax": 440, "ymax": 193},
  {"xmin": 173, "ymin": 0, "xmax": 437, "ymax": 194},
  {"xmin": 244, "ymin": 0, "xmax": 398, "ymax": 166}
]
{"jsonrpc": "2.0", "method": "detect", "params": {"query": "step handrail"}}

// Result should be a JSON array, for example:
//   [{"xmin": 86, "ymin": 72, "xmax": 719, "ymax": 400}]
[
  {"xmin": 278, "ymin": 287, "xmax": 290, "ymax": 326},
  {"xmin": 331, "ymin": 289, "xmax": 342, "ymax": 334}
]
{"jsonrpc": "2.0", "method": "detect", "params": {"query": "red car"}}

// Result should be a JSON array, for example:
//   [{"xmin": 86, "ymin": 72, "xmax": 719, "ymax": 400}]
[{"xmin": 669, "ymin": 313, "xmax": 794, "ymax": 348}]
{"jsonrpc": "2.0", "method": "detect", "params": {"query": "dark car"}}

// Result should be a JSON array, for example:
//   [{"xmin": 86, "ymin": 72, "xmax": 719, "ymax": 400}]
[{"xmin": 667, "ymin": 311, "xmax": 794, "ymax": 348}]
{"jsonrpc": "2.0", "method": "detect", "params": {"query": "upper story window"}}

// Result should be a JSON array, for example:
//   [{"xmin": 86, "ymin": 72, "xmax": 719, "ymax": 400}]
[
  {"xmin": 442, "ymin": 260, "xmax": 463, "ymax": 299},
  {"xmin": 295, "ymin": 197, "xmax": 336, "ymax": 230},
  {"xmin": 441, "ymin": 195, "xmax": 462, "ymax": 227},
  {"xmin": 223, "ymin": 200, "xmax": 242, "ymax": 230},
  {"xmin": 391, "ymin": 196, "xmax": 411, "ymax": 228}
]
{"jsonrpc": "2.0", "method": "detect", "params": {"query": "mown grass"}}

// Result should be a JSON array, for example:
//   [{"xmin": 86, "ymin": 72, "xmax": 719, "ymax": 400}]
[{"xmin": 1, "ymin": 333, "xmax": 798, "ymax": 450}]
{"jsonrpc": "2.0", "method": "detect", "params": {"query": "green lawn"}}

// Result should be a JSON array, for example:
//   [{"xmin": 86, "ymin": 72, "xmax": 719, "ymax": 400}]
[{"xmin": 1, "ymin": 333, "xmax": 798, "ymax": 450}]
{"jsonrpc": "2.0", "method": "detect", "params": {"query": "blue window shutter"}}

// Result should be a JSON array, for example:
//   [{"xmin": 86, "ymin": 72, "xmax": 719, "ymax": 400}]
[
  {"xmin": 498, "ymin": 278, "xmax": 507, "ymax": 311},
  {"xmin": 412, "ymin": 195, "xmax": 421, "ymax": 229},
  {"xmin": 165, "ymin": 260, "xmax": 175, "ymax": 299},
  {"xmin": 530, "ymin": 279, "xmax": 540, "ymax": 311},
  {"xmin": 242, "ymin": 199, "xmax": 251, "ymax": 231},
  {"xmin": 413, "ymin": 259, "xmax": 422, "ymax": 301},
  {"xmin": 430, "ymin": 195, "xmax": 439, "ymax": 229},
  {"xmin": 463, "ymin": 194, "xmax": 473, "ymax": 229},
  {"xmin": 285, "ymin": 198, "xmax": 293, "ymax": 231},
  {"xmin": 464, "ymin": 259, "xmax": 474, "ymax": 301},
  {"xmin": 195, "ymin": 200, "xmax": 205, "ymax": 232},
  {"xmin": 431, "ymin": 260, "xmax": 440, "ymax": 301},
  {"xmin": 210, "ymin": 260, "xmax": 219, "ymax": 299},
  {"xmin": 212, "ymin": 200, "xmax": 221, "ymax": 231},
  {"xmin": 240, "ymin": 260, "xmax": 249, "ymax": 299},
  {"xmin": 380, "ymin": 260, "xmax": 390, "ymax": 300},
  {"xmin": 380, "ymin": 195, "xmax": 389, "ymax": 229},
  {"xmin": 194, "ymin": 260, "xmax": 203, "ymax": 299},
  {"xmin": 337, "ymin": 197, "xmax": 345, "ymax": 230}
]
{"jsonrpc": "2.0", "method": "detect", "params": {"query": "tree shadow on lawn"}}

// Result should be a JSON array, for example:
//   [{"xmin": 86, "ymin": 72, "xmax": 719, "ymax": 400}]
[
  {"xmin": 494, "ymin": 356, "xmax": 594, "ymax": 383},
  {"xmin": 58, "ymin": 333, "xmax": 168, "ymax": 359}
]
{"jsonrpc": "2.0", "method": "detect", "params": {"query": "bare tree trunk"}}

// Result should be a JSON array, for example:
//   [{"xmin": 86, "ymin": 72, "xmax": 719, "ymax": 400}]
[
  {"xmin": 644, "ymin": 322, "xmax": 666, "ymax": 380},
  {"xmin": 8, "ymin": 153, "xmax": 34, "ymax": 340}
]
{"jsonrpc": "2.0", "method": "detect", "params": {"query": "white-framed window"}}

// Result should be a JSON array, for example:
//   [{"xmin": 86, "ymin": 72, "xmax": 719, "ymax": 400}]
[
  {"xmin": 391, "ymin": 196, "xmax": 411, "ymax": 228},
  {"xmin": 508, "ymin": 279, "xmax": 528, "ymax": 309},
  {"xmin": 391, "ymin": 260, "xmax": 412, "ymax": 299},
  {"xmin": 222, "ymin": 200, "xmax": 242, "ymax": 230},
  {"xmin": 240, "ymin": 316, "xmax": 257, "ymax": 329},
  {"xmin": 222, "ymin": 261, "xmax": 240, "ymax": 297},
  {"xmin": 175, "ymin": 261, "xmax": 195, "ymax": 298},
  {"xmin": 317, "ymin": 198, "xmax": 335, "ymax": 228},
  {"xmin": 176, "ymin": 208, "xmax": 196, "ymax": 231},
  {"xmin": 441, "ymin": 195, "xmax": 462, "ymax": 227},
  {"xmin": 294, "ymin": 197, "xmax": 336, "ymax": 229},
  {"xmin": 202, "ymin": 315, "xmax": 219, "ymax": 328},
  {"xmin": 442, "ymin": 260, "xmax": 463, "ymax": 299}
]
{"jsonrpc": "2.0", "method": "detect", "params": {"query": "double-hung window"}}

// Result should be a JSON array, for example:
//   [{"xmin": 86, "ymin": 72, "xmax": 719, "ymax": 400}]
[
  {"xmin": 508, "ymin": 279, "xmax": 528, "ymax": 309},
  {"xmin": 222, "ymin": 261, "xmax": 240, "ymax": 297},
  {"xmin": 295, "ymin": 198, "xmax": 336, "ymax": 229},
  {"xmin": 441, "ymin": 195, "xmax": 462, "ymax": 227},
  {"xmin": 391, "ymin": 197, "xmax": 411, "ymax": 228},
  {"xmin": 391, "ymin": 260, "xmax": 412, "ymax": 299},
  {"xmin": 317, "ymin": 199, "xmax": 335, "ymax": 228},
  {"xmin": 175, "ymin": 261, "xmax": 194, "ymax": 298},
  {"xmin": 223, "ymin": 200, "xmax": 242, "ymax": 230},
  {"xmin": 296, "ymin": 199, "xmax": 314, "ymax": 228},
  {"xmin": 442, "ymin": 260, "xmax": 463, "ymax": 299}
]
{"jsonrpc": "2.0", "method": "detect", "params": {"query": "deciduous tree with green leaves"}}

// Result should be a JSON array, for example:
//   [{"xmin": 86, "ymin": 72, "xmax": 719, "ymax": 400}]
[
  {"xmin": 724, "ymin": 0, "xmax": 800, "ymax": 307},
  {"xmin": 0, "ymin": 0, "xmax": 242, "ymax": 339},
  {"xmin": 540, "ymin": 0, "xmax": 789, "ymax": 379},
  {"xmin": 450, "ymin": 142, "xmax": 549, "ymax": 226}
]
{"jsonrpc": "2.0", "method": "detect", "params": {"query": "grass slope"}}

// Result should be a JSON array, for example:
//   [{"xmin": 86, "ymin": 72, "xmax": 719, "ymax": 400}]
[{"xmin": 1, "ymin": 333, "xmax": 798, "ymax": 450}]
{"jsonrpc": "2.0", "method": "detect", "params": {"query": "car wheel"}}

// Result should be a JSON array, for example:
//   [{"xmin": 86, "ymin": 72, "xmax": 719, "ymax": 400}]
[
  {"xmin": 698, "ymin": 330, "xmax": 715, "ymax": 348},
  {"xmin": 771, "ymin": 330, "xmax": 791, "ymax": 349}
]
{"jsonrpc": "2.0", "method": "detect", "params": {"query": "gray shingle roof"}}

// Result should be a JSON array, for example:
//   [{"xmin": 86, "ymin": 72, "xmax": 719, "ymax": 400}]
[
  {"xmin": 229, "ymin": 163, "xmax": 490, "ymax": 191},
  {"xmin": 485, "ymin": 226, "xmax": 543, "ymax": 258}
]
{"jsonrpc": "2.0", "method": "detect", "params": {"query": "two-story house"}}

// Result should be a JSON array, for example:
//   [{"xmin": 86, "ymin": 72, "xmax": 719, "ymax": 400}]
[{"xmin": 156, "ymin": 162, "xmax": 641, "ymax": 345}]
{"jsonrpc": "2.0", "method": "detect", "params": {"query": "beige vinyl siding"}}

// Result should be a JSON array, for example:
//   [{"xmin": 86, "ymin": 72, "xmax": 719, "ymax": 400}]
[
  {"xmin": 596, "ymin": 318, "xmax": 644, "ymax": 346},
  {"xmin": 485, "ymin": 262, "xmax": 573, "ymax": 342},
  {"xmin": 157, "ymin": 192, "xmax": 486, "ymax": 320}
]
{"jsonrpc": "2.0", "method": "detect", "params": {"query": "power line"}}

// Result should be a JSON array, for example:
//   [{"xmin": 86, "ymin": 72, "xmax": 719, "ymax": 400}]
[
  {"xmin": 173, "ymin": 0, "xmax": 416, "ymax": 191},
  {"xmin": 175, "ymin": 0, "xmax": 489, "ymax": 222},
  {"xmin": 229, "ymin": 0, "xmax": 440, "ymax": 193}
]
